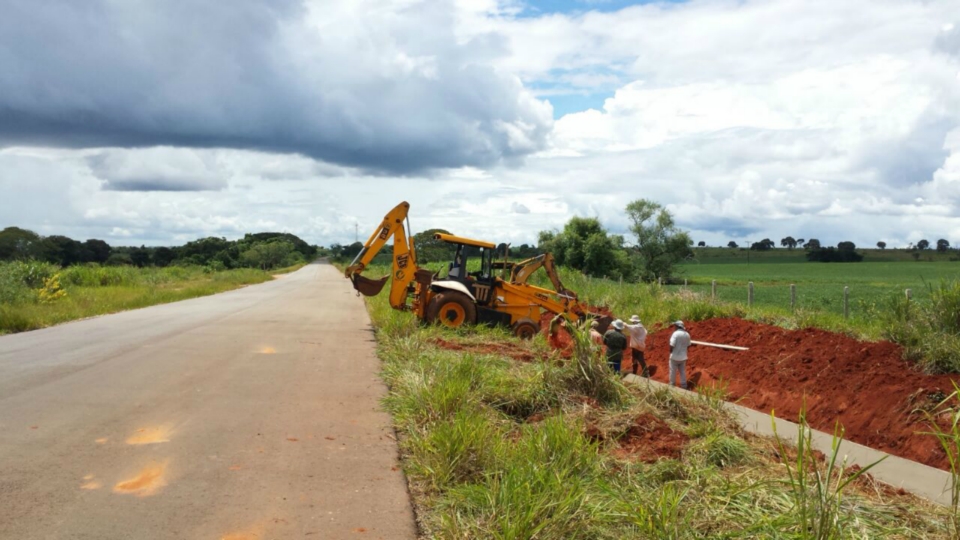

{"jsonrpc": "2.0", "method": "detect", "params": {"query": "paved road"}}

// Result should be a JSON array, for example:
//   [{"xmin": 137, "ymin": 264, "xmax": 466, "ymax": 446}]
[{"xmin": 0, "ymin": 262, "xmax": 416, "ymax": 540}]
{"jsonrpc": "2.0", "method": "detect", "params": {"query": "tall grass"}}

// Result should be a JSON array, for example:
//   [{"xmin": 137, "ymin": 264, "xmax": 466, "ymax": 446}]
[
  {"xmin": 0, "ymin": 261, "xmax": 283, "ymax": 334},
  {"xmin": 773, "ymin": 410, "xmax": 885, "ymax": 539},
  {"xmin": 921, "ymin": 382, "xmax": 960, "ymax": 536}
]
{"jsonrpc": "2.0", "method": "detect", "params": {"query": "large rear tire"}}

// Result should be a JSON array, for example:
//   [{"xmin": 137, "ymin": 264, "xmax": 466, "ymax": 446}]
[
  {"xmin": 512, "ymin": 319, "xmax": 540, "ymax": 340},
  {"xmin": 426, "ymin": 291, "xmax": 477, "ymax": 329}
]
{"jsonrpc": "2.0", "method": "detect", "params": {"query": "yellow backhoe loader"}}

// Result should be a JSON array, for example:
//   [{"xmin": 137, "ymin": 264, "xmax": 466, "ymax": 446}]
[{"xmin": 344, "ymin": 201, "xmax": 605, "ymax": 338}]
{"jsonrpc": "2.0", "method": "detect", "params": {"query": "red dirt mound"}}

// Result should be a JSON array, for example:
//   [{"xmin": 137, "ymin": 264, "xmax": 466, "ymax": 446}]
[
  {"xmin": 609, "ymin": 414, "xmax": 690, "ymax": 462},
  {"xmin": 432, "ymin": 338, "xmax": 535, "ymax": 362},
  {"xmin": 644, "ymin": 318, "xmax": 958, "ymax": 470}
]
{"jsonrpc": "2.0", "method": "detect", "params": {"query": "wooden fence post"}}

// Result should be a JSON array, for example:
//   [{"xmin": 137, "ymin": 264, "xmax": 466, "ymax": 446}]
[
  {"xmin": 843, "ymin": 286, "xmax": 849, "ymax": 319},
  {"xmin": 711, "ymin": 280, "xmax": 717, "ymax": 300},
  {"xmin": 790, "ymin": 284, "xmax": 796, "ymax": 311},
  {"xmin": 748, "ymin": 282, "xmax": 754, "ymax": 306}
]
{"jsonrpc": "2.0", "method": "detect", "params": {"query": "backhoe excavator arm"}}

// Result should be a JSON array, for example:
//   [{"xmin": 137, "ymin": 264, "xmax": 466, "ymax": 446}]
[
  {"xmin": 510, "ymin": 253, "xmax": 577, "ymax": 299},
  {"xmin": 344, "ymin": 201, "xmax": 418, "ymax": 310}
]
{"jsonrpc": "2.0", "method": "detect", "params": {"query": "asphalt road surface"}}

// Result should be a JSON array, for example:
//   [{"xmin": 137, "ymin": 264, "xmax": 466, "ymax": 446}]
[{"xmin": 0, "ymin": 262, "xmax": 417, "ymax": 540}]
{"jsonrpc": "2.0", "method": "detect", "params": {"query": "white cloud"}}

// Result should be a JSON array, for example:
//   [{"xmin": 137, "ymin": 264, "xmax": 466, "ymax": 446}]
[{"xmin": 2, "ymin": 0, "xmax": 960, "ymax": 250}]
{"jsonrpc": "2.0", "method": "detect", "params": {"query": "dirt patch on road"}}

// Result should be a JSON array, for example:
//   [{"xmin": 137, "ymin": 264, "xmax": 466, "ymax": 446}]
[{"xmin": 641, "ymin": 318, "xmax": 958, "ymax": 470}]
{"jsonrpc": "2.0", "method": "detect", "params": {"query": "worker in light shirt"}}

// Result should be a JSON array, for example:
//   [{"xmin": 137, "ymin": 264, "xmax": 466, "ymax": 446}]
[
  {"xmin": 668, "ymin": 320, "xmax": 692, "ymax": 389},
  {"xmin": 625, "ymin": 315, "xmax": 649, "ymax": 377}
]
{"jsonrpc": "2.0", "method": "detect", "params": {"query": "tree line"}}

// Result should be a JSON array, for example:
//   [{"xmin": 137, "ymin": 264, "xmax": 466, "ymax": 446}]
[
  {"xmin": 716, "ymin": 237, "xmax": 955, "ymax": 252},
  {"xmin": 0, "ymin": 227, "xmax": 317, "ymax": 271}
]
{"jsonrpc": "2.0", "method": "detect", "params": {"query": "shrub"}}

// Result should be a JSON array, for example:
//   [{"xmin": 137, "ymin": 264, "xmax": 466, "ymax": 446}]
[{"xmin": 37, "ymin": 273, "xmax": 68, "ymax": 303}]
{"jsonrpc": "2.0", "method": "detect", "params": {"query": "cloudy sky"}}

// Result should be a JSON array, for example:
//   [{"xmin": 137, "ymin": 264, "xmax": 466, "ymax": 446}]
[{"xmin": 2, "ymin": 0, "xmax": 959, "ymax": 248}]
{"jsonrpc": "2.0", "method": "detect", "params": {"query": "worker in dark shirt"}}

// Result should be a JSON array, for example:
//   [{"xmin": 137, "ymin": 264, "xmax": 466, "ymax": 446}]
[{"xmin": 602, "ymin": 319, "xmax": 628, "ymax": 374}]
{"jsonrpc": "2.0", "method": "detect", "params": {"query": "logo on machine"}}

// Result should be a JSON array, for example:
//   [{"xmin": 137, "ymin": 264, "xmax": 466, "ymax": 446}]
[
  {"xmin": 378, "ymin": 226, "xmax": 390, "ymax": 240},
  {"xmin": 396, "ymin": 253, "xmax": 410, "ymax": 269},
  {"xmin": 395, "ymin": 270, "xmax": 406, "ymax": 281}
]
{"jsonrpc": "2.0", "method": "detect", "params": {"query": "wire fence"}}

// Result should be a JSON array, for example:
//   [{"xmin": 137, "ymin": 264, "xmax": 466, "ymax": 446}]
[{"xmin": 656, "ymin": 279, "xmax": 917, "ymax": 318}]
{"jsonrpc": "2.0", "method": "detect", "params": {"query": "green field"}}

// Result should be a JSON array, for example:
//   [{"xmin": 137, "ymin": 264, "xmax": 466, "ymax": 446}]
[{"xmin": 672, "ymin": 261, "xmax": 960, "ymax": 317}]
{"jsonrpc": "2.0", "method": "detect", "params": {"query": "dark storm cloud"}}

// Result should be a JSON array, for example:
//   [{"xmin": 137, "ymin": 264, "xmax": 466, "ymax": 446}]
[{"xmin": 0, "ymin": 0, "xmax": 552, "ymax": 174}]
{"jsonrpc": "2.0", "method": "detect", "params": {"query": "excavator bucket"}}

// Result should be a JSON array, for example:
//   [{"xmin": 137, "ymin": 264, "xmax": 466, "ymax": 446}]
[{"xmin": 351, "ymin": 274, "xmax": 389, "ymax": 297}]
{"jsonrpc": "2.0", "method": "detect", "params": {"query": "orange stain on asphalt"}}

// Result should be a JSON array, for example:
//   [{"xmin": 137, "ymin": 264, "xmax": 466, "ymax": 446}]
[
  {"xmin": 259, "ymin": 347, "xmax": 276, "ymax": 354},
  {"xmin": 228, "ymin": 465, "xmax": 243, "ymax": 471},
  {"xmin": 81, "ymin": 480, "xmax": 103, "ymax": 490},
  {"xmin": 113, "ymin": 461, "xmax": 168, "ymax": 497},
  {"xmin": 95, "ymin": 437, "xmax": 108, "ymax": 444},
  {"xmin": 126, "ymin": 425, "xmax": 173, "ymax": 445},
  {"xmin": 286, "ymin": 437, "xmax": 298, "ymax": 442}
]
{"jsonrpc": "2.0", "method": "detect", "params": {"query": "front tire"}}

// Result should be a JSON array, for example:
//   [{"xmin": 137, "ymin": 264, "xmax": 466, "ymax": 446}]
[
  {"xmin": 426, "ymin": 291, "xmax": 477, "ymax": 329},
  {"xmin": 512, "ymin": 319, "xmax": 540, "ymax": 340}
]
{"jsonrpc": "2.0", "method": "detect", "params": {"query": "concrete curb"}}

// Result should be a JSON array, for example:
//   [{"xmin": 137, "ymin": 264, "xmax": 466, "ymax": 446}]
[{"xmin": 622, "ymin": 374, "xmax": 954, "ymax": 506}]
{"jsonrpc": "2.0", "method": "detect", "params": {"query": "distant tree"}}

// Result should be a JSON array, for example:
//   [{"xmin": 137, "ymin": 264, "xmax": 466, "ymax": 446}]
[
  {"xmin": 804, "ymin": 239, "xmax": 821, "ymax": 250},
  {"xmin": 937, "ymin": 239, "xmax": 950, "ymax": 252},
  {"xmin": 243, "ymin": 232, "xmax": 316, "ymax": 258},
  {"xmin": 153, "ymin": 247, "xmax": 177, "ymax": 267},
  {"xmin": 806, "ymin": 247, "xmax": 863, "ymax": 263},
  {"xmin": 39, "ymin": 235, "xmax": 83, "ymax": 266},
  {"xmin": 412, "ymin": 228, "xmax": 456, "ymax": 263},
  {"xmin": 697, "ymin": 241, "xmax": 706, "ymax": 247},
  {"xmin": 625, "ymin": 199, "xmax": 692, "ymax": 282},
  {"xmin": 129, "ymin": 246, "xmax": 151, "ymax": 267},
  {"xmin": 917, "ymin": 239, "xmax": 930, "ymax": 250},
  {"xmin": 876, "ymin": 241, "xmax": 886, "ymax": 250},
  {"xmin": 240, "ymin": 241, "xmax": 297, "ymax": 270},
  {"xmin": 0, "ymin": 227, "xmax": 42, "ymax": 260},
  {"xmin": 750, "ymin": 238, "xmax": 775, "ymax": 251},
  {"xmin": 796, "ymin": 238, "xmax": 805, "ymax": 247},
  {"xmin": 780, "ymin": 236, "xmax": 797, "ymax": 249},
  {"xmin": 837, "ymin": 241, "xmax": 856, "ymax": 251},
  {"xmin": 180, "ymin": 237, "xmax": 231, "ymax": 265},
  {"xmin": 81, "ymin": 239, "xmax": 112, "ymax": 263},
  {"xmin": 106, "ymin": 252, "xmax": 134, "ymax": 266},
  {"xmin": 539, "ymin": 217, "xmax": 633, "ymax": 279},
  {"xmin": 727, "ymin": 241, "xmax": 738, "ymax": 248},
  {"xmin": 339, "ymin": 241, "xmax": 364, "ymax": 259},
  {"xmin": 509, "ymin": 244, "xmax": 540, "ymax": 259}
]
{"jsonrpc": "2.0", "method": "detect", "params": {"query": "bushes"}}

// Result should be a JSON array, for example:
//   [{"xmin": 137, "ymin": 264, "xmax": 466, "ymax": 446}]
[{"xmin": 880, "ymin": 280, "xmax": 960, "ymax": 373}]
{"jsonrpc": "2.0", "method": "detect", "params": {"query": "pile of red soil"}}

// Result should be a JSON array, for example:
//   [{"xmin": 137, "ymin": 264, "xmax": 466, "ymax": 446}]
[
  {"xmin": 432, "ymin": 338, "xmax": 535, "ymax": 362},
  {"xmin": 641, "ymin": 318, "xmax": 959, "ymax": 470},
  {"xmin": 618, "ymin": 415, "xmax": 690, "ymax": 462},
  {"xmin": 590, "ymin": 414, "xmax": 690, "ymax": 463}
]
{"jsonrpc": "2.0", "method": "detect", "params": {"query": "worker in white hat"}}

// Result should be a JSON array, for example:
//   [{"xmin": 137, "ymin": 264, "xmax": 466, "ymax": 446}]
[
  {"xmin": 625, "ymin": 315, "xmax": 648, "ymax": 377},
  {"xmin": 668, "ymin": 320, "xmax": 691, "ymax": 389},
  {"xmin": 602, "ymin": 319, "xmax": 628, "ymax": 374}
]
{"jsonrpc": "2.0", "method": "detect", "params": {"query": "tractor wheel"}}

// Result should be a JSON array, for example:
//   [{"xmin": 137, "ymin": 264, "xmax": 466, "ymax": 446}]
[
  {"xmin": 512, "ymin": 319, "xmax": 540, "ymax": 340},
  {"xmin": 426, "ymin": 291, "xmax": 477, "ymax": 329}
]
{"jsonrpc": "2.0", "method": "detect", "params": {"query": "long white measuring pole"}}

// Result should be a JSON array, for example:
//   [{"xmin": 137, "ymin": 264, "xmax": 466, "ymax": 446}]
[{"xmin": 690, "ymin": 340, "xmax": 749, "ymax": 351}]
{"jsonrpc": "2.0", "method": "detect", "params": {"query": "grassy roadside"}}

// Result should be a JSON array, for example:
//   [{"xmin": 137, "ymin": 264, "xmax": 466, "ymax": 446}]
[
  {"xmin": 363, "ymin": 291, "xmax": 950, "ymax": 538},
  {"xmin": 0, "ymin": 261, "xmax": 306, "ymax": 334}
]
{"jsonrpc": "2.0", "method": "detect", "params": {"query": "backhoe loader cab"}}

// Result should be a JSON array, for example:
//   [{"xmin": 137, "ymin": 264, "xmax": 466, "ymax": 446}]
[{"xmin": 345, "ymin": 201, "xmax": 602, "ymax": 338}]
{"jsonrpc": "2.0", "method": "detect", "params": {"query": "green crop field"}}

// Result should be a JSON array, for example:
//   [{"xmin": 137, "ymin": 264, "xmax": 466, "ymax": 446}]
[{"xmin": 671, "ymin": 261, "xmax": 960, "ymax": 317}]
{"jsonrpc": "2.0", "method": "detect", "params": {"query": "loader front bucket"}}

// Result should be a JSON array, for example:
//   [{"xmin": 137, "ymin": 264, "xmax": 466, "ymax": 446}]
[{"xmin": 351, "ymin": 274, "xmax": 389, "ymax": 297}]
